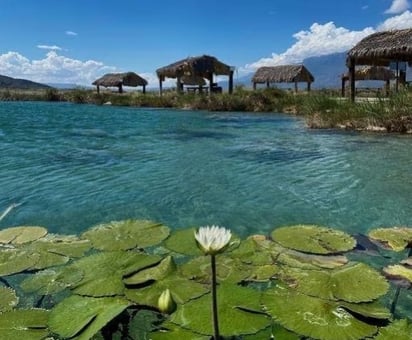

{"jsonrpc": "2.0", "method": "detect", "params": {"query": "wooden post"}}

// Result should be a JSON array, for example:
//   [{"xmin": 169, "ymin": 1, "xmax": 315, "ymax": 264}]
[
  {"xmin": 395, "ymin": 61, "xmax": 399, "ymax": 92},
  {"xmin": 341, "ymin": 77, "xmax": 346, "ymax": 97},
  {"xmin": 266, "ymin": 81, "xmax": 269, "ymax": 89},
  {"xmin": 96, "ymin": 85, "xmax": 100, "ymax": 94},
  {"xmin": 228, "ymin": 70, "xmax": 234, "ymax": 94},
  {"xmin": 294, "ymin": 81, "xmax": 298, "ymax": 93},
  {"xmin": 307, "ymin": 82, "xmax": 311, "ymax": 92},
  {"xmin": 159, "ymin": 78, "xmax": 163, "ymax": 96},
  {"xmin": 142, "ymin": 85, "xmax": 146, "ymax": 95},
  {"xmin": 208, "ymin": 73, "xmax": 213, "ymax": 94},
  {"xmin": 385, "ymin": 80, "xmax": 390, "ymax": 96},
  {"xmin": 119, "ymin": 84, "xmax": 123, "ymax": 93},
  {"xmin": 349, "ymin": 58, "xmax": 355, "ymax": 102},
  {"xmin": 176, "ymin": 77, "xmax": 182, "ymax": 94}
]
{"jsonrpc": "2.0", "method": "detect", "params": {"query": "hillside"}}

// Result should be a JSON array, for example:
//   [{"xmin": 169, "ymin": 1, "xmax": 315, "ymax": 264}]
[{"xmin": 0, "ymin": 74, "xmax": 51, "ymax": 89}]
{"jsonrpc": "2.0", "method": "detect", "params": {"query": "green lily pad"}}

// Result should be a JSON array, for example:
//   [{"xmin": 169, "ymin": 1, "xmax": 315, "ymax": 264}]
[
  {"xmin": 243, "ymin": 324, "xmax": 300, "ymax": 340},
  {"xmin": 150, "ymin": 321, "xmax": 210, "ymax": 339},
  {"xmin": 368, "ymin": 227, "xmax": 412, "ymax": 251},
  {"xmin": 279, "ymin": 263, "xmax": 389, "ymax": 303},
  {"xmin": 125, "ymin": 256, "xmax": 208, "ymax": 307},
  {"xmin": 262, "ymin": 288, "xmax": 383, "ymax": 340},
  {"xmin": 229, "ymin": 238, "xmax": 277, "ymax": 266},
  {"xmin": 48, "ymin": 295, "xmax": 131, "ymax": 340},
  {"xmin": 31, "ymin": 234, "xmax": 91, "ymax": 258},
  {"xmin": 0, "ymin": 287, "xmax": 18, "ymax": 312},
  {"xmin": 81, "ymin": 219, "xmax": 170, "ymax": 251},
  {"xmin": 163, "ymin": 228, "xmax": 202, "ymax": 256},
  {"xmin": 278, "ymin": 248, "xmax": 349, "ymax": 270},
  {"xmin": 383, "ymin": 264, "xmax": 412, "ymax": 283},
  {"xmin": 271, "ymin": 225, "xmax": 356, "ymax": 254},
  {"xmin": 62, "ymin": 251, "xmax": 162, "ymax": 296},
  {"xmin": 20, "ymin": 267, "xmax": 84, "ymax": 295},
  {"xmin": 0, "ymin": 249, "xmax": 40, "ymax": 276},
  {"xmin": 375, "ymin": 319, "xmax": 412, "ymax": 340},
  {"xmin": 0, "ymin": 226, "xmax": 47, "ymax": 245},
  {"xmin": 246, "ymin": 264, "xmax": 280, "ymax": 282},
  {"xmin": 0, "ymin": 309, "xmax": 49, "ymax": 340},
  {"xmin": 171, "ymin": 283, "xmax": 270, "ymax": 337},
  {"xmin": 180, "ymin": 255, "xmax": 252, "ymax": 284}
]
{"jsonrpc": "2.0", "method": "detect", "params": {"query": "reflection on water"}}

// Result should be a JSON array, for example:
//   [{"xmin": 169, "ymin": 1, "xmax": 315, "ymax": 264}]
[{"xmin": 0, "ymin": 102, "xmax": 411, "ymax": 239}]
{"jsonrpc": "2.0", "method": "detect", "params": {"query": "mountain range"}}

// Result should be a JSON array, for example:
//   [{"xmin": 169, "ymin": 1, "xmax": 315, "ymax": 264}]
[{"xmin": 0, "ymin": 74, "xmax": 51, "ymax": 89}]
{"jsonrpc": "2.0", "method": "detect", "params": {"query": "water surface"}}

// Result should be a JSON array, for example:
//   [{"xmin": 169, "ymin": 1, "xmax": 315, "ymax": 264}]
[{"xmin": 0, "ymin": 101, "xmax": 411, "ymax": 237}]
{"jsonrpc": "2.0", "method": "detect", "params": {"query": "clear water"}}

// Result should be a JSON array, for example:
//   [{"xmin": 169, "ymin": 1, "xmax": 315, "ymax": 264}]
[{"xmin": 0, "ymin": 101, "xmax": 411, "ymax": 238}]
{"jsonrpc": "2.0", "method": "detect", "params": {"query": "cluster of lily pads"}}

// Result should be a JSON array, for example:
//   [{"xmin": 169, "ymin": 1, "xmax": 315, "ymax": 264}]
[{"xmin": 0, "ymin": 220, "xmax": 411, "ymax": 339}]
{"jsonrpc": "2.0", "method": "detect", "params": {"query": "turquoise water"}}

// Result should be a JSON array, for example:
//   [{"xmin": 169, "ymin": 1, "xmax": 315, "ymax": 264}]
[{"xmin": 0, "ymin": 101, "xmax": 411, "ymax": 237}]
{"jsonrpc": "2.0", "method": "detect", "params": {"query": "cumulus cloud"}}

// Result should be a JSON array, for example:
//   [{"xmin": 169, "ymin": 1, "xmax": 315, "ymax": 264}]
[
  {"xmin": 66, "ymin": 31, "xmax": 78, "ymax": 36},
  {"xmin": 37, "ymin": 44, "xmax": 62, "ymax": 51},
  {"xmin": 378, "ymin": 10, "xmax": 412, "ymax": 29},
  {"xmin": 243, "ymin": 22, "xmax": 374, "ymax": 72},
  {"xmin": 385, "ymin": 0, "xmax": 410, "ymax": 14},
  {"xmin": 0, "ymin": 51, "xmax": 116, "ymax": 85}
]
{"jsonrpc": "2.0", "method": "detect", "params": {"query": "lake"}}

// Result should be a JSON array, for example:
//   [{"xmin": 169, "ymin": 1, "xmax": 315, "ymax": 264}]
[{"xmin": 0, "ymin": 101, "xmax": 411, "ymax": 238}]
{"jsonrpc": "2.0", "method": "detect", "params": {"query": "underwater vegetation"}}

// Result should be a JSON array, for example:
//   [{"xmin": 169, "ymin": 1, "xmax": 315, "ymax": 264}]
[{"xmin": 0, "ymin": 218, "xmax": 411, "ymax": 339}]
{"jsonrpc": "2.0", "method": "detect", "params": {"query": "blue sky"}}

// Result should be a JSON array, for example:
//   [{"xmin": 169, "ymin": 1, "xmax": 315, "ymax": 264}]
[{"xmin": 0, "ymin": 0, "xmax": 411, "ymax": 86}]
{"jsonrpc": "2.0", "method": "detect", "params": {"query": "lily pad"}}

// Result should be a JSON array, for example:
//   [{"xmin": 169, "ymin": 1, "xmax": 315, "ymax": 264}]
[
  {"xmin": 0, "ymin": 309, "xmax": 49, "ymax": 340},
  {"xmin": 0, "ymin": 287, "xmax": 18, "ymax": 312},
  {"xmin": 20, "ymin": 267, "xmax": 84, "ymax": 295},
  {"xmin": 383, "ymin": 264, "xmax": 412, "ymax": 284},
  {"xmin": 229, "ymin": 238, "xmax": 276, "ymax": 266},
  {"xmin": 150, "ymin": 321, "xmax": 210, "ymax": 339},
  {"xmin": 163, "ymin": 228, "xmax": 202, "ymax": 256},
  {"xmin": 375, "ymin": 319, "xmax": 412, "ymax": 340},
  {"xmin": 61, "ymin": 251, "xmax": 162, "ymax": 296},
  {"xmin": 271, "ymin": 225, "xmax": 356, "ymax": 254},
  {"xmin": 279, "ymin": 263, "xmax": 389, "ymax": 303},
  {"xmin": 48, "ymin": 295, "xmax": 131, "ymax": 340},
  {"xmin": 368, "ymin": 227, "xmax": 412, "ymax": 251},
  {"xmin": 180, "ymin": 255, "xmax": 251, "ymax": 284},
  {"xmin": 0, "ymin": 249, "xmax": 40, "ymax": 276},
  {"xmin": 171, "ymin": 283, "xmax": 270, "ymax": 337},
  {"xmin": 0, "ymin": 226, "xmax": 47, "ymax": 245},
  {"xmin": 124, "ymin": 256, "xmax": 208, "ymax": 307},
  {"xmin": 262, "ymin": 288, "xmax": 385, "ymax": 340},
  {"xmin": 81, "ymin": 219, "xmax": 170, "ymax": 251}
]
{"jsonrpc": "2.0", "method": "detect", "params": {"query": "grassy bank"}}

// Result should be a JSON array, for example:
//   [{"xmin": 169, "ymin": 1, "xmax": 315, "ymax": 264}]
[{"xmin": 1, "ymin": 87, "xmax": 412, "ymax": 133}]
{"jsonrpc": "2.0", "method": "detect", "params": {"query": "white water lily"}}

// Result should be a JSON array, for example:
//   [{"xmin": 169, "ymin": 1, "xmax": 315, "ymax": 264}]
[{"xmin": 194, "ymin": 225, "xmax": 232, "ymax": 255}]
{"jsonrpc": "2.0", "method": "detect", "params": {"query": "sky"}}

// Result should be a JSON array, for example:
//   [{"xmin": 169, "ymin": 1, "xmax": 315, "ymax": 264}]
[{"xmin": 0, "ymin": 0, "xmax": 412, "ymax": 87}]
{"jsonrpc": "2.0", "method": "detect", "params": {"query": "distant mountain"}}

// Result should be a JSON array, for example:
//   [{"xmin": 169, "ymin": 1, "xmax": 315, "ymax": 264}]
[
  {"xmin": 230, "ymin": 52, "xmax": 348, "ymax": 90},
  {"xmin": 47, "ymin": 83, "xmax": 83, "ymax": 89},
  {"xmin": 0, "ymin": 74, "xmax": 51, "ymax": 89},
  {"xmin": 303, "ymin": 52, "xmax": 347, "ymax": 89}
]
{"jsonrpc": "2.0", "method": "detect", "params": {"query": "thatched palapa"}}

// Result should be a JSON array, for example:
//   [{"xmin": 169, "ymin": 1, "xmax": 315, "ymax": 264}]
[
  {"xmin": 92, "ymin": 72, "xmax": 148, "ymax": 94},
  {"xmin": 341, "ymin": 66, "xmax": 395, "ymax": 97},
  {"xmin": 347, "ymin": 29, "xmax": 412, "ymax": 100},
  {"xmin": 156, "ymin": 55, "xmax": 234, "ymax": 95},
  {"xmin": 252, "ymin": 65, "xmax": 314, "ymax": 92}
]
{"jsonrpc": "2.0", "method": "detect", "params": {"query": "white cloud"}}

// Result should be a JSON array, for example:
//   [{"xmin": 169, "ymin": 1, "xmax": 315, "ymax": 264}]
[
  {"xmin": 243, "ymin": 22, "xmax": 374, "ymax": 73},
  {"xmin": 385, "ymin": 0, "xmax": 410, "ymax": 14},
  {"xmin": 0, "ymin": 51, "xmax": 116, "ymax": 85},
  {"xmin": 37, "ymin": 45, "xmax": 62, "ymax": 51},
  {"xmin": 66, "ymin": 31, "xmax": 78, "ymax": 36},
  {"xmin": 378, "ymin": 10, "xmax": 412, "ymax": 29}
]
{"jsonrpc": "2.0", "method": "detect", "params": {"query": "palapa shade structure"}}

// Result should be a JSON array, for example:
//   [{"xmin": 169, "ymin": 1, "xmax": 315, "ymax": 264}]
[
  {"xmin": 156, "ymin": 55, "xmax": 234, "ymax": 95},
  {"xmin": 92, "ymin": 72, "xmax": 148, "ymax": 94},
  {"xmin": 252, "ymin": 65, "xmax": 314, "ymax": 92},
  {"xmin": 341, "ymin": 66, "xmax": 395, "ymax": 97},
  {"xmin": 347, "ymin": 28, "xmax": 412, "ymax": 101}
]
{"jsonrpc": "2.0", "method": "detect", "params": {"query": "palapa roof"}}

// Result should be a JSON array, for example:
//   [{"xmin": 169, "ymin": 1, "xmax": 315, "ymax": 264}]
[
  {"xmin": 347, "ymin": 28, "xmax": 412, "ymax": 66},
  {"xmin": 92, "ymin": 72, "xmax": 148, "ymax": 87},
  {"xmin": 342, "ymin": 66, "xmax": 395, "ymax": 81},
  {"xmin": 156, "ymin": 55, "xmax": 233, "ymax": 80},
  {"xmin": 252, "ymin": 65, "xmax": 314, "ymax": 84}
]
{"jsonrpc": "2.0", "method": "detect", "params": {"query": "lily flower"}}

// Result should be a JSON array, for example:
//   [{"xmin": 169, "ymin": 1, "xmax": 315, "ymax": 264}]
[
  {"xmin": 157, "ymin": 288, "xmax": 176, "ymax": 314},
  {"xmin": 194, "ymin": 225, "xmax": 232, "ymax": 255}
]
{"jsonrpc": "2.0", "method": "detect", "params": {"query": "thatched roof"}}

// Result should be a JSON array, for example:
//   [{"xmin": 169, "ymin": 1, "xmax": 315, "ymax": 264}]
[
  {"xmin": 342, "ymin": 65, "xmax": 395, "ymax": 81},
  {"xmin": 347, "ymin": 29, "xmax": 412, "ymax": 66},
  {"xmin": 156, "ymin": 55, "xmax": 233, "ymax": 80},
  {"xmin": 181, "ymin": 75, "xmax": 206, "ymax": 86},
  {"xmin": 252, "ymin": 65, "xmax": 314, "ymax": 84},
  {"xmin": 92, "ymin": 72, "xmax": 148, "ymax": 87}
]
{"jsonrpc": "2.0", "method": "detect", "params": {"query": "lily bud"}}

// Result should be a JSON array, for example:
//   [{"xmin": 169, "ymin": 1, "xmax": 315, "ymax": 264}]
[{"xmin": 158, "ymin": 289, "xmax": 176, "ymax": 314}]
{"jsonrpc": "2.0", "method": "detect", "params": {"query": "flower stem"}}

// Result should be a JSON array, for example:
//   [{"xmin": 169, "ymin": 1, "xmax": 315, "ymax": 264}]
[{"xmin": 211, "ymin": 254, "xmax": 220, "ymax": 340}]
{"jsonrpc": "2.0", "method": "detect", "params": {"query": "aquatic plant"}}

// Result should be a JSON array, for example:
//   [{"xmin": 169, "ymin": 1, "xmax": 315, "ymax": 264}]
[{"xmin": 0, "ymin": 220, "xmax": 410, "ymax": 339}]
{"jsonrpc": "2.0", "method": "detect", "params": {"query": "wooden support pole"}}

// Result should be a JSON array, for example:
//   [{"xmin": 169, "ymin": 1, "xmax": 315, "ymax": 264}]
[
  {"xmin": 294, "ymin": 81, "xmax": 298, "ymax": 93},
  {"xmin": 307, "ymin": 82, "xmax": 311, "ymax": 92},
  {"xmin": 208, "ymin": 73, "xmax": 214, "ymax": 94},
  {"xmin": 142, "ymin": 85, "xmax": 146, "ymax": 95},
  {"xmin": 119, "ymin": 84, "xmax": 123, "ymax": 93},
  {"xmin": 228, "ymin": 70, "xmax": 234, "ymax": 94},
  {"xmin": 176, "ymin": 77, "xmax": 182, "ymax": 94},
  {"xmin": 159, "ymin": 78, "xmax": 163, "ymax": 96},
  {"xmin": 341, "ymin": 78, "xmax": 346, "ymax": 97},
  {"xmin": 349, "ymin": 59, "xmax": 355, "ymax": 102},
  {"xmin": 253, "ymin": 82, "xmax": 257, "ymax": 90}
]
